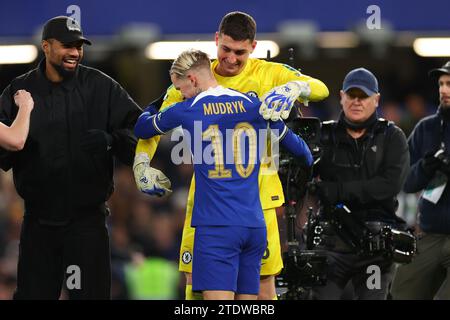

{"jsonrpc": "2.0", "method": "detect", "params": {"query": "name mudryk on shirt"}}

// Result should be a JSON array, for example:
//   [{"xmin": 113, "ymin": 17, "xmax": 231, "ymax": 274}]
[{"xmin": 203, "ymin": 100, "xmax": 247, "ymax": 116}]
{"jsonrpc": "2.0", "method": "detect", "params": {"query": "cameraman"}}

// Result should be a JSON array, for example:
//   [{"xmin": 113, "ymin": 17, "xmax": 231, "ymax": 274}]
[
  {"xmin": 390, "ymin": 62, "xmax": 450, "ymax": 300},
  {"xmin": 311, "ymin": 68, "xmax": 409, "ymax": 300}
]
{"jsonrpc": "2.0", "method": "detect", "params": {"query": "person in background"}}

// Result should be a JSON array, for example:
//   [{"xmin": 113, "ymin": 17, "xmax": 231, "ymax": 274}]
[
  {"xmin": 0, "ymin": 16, "xmax": 142, "ymax": 299},
  {"xmin": 390, "ymin": 61, "xmax": 450, "ymax": 300},
  {"xmin": 311, "ymin": 68, "xmax": 409, "ymax": 300}
]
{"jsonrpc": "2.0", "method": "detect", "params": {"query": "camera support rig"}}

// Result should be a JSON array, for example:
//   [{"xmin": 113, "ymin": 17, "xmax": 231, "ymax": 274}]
[{"xmin": 276, "ymin": 116, "xmax": 328, "ymax": 300}]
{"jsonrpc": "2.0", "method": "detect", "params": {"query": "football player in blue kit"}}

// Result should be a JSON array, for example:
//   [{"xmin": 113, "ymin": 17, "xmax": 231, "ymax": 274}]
[{"xmin": 134, "ymin": 49, "xmax": 312, "ymax": 300}]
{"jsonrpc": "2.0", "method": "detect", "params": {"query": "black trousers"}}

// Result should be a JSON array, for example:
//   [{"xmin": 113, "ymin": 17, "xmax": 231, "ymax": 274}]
[
  {"xmin": 13, "ymin": 213, "xmax": 111, "ymax": 300},
  {"xmin": 390, "ymin": 233, "xmax": 450, "ymax": 299}
]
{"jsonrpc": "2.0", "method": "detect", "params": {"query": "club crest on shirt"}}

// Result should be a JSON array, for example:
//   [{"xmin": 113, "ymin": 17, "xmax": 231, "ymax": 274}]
[
  {"xmin": 182, "ymin": 251, "xmax": 192, "ymax": 264},
  {"xmin": 246, "ymin": 91, "xmax": 258, "ymax": 98}
]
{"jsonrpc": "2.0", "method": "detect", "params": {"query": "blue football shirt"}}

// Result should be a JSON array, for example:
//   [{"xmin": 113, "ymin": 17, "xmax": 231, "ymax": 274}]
[{"xmin": 134, "ymin": 86, "xmax": 312, "ymax": 227}]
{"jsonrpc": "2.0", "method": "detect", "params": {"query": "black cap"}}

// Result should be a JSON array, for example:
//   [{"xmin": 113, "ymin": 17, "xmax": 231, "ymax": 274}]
[
  {"xmin": 42, "ymin": 16, "xmax": 91, "ymax": 45},
  {"xmin": 342, "ymin": 67, "xmax": 379, "ymax": 96},
  {"xmin": 429, "ymin": 61, "xmax": 450, "ymax": 79}
]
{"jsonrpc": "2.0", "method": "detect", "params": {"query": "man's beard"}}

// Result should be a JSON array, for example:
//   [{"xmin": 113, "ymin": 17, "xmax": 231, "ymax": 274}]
[
  {"xmin": 439, "ymin": 102, "xmax": 450, "ymax": 121},
  {"xmin": 50, "ymin": 60, "xmax": 78, "ymax": 80},
  {"xmin": 441, "ymin": 99, "xmax": 450, "ymax": 109}
]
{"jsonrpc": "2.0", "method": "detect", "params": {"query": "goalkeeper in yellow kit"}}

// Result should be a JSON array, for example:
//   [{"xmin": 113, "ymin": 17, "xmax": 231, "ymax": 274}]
[{"xmin": 133, "ymin": 11, "xmax": 329, "ymax": 300}]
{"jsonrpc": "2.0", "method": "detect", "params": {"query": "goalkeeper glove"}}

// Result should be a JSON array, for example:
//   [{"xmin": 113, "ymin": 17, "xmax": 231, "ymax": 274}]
[
  {"xmin": 259, "ymin": 81, "xmax": 311, "ymax": 121},
  {"xmin": 133, "ymin": 152, "xmax": 172, "ymax": 197}
]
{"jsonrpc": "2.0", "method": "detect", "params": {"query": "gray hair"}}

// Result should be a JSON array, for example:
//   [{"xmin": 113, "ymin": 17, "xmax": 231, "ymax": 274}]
[{"xmin": 170, "ymin": 49, "xmax": 211, "ymax": 78}]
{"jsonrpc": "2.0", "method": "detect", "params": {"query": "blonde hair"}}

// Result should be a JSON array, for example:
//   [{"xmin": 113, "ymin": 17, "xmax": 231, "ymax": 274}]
[{"xmin": 170, "ymin": 49, "xmax": 211, "ymax": 78}]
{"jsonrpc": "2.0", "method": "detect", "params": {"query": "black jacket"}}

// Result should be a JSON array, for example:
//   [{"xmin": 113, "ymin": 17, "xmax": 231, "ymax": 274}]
[
  {"xmin": 316, "ymin": 115, "xmax": 409, "ymax": 223},
  {"xmin": 0, "ymin": 60, "xmax": 141, "ymax": 224},
  {"xmin": 404, "ymin": 109, "xmax": 450, "ymax": 234}
]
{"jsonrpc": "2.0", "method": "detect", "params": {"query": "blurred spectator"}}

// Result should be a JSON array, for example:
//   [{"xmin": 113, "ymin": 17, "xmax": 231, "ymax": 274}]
[
  {"xmin": 401, "ymin": 94, "xmax": 432, "ymax": 137},
  {"xmin": 380, "ymin": 101, "xmax": 403, "ymax": 124},
  {"xmin": 124, "ymin": 253, "xmax": 179, "ymax": 300}
]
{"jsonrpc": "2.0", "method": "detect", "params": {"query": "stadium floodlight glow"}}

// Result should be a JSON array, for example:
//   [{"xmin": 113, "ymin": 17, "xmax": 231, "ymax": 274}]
[
  {"xmin": 317, "ymin": 32, "xmax": 359, "ymax": 48},
  {"xmin": 0, "ymin": 45, "xmax": 38, "ymax": 64},
  {"xmin": 413, "ymin": 38, "xmax": 450, "ymax": 57},
  {"xmin": 146, "ymin": 41, "xmax": 279, "ymax": 60}
]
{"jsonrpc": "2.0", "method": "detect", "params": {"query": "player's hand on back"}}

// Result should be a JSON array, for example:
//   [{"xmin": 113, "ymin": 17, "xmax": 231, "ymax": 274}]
[{"xmin": 259, "ymin": 81, "xmax": 311, "ymax": 121}]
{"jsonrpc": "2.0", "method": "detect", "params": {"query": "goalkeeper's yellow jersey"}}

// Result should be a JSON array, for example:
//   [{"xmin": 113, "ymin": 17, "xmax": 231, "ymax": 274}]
[{"xmin": 136, "ymin": 58, "xmax": 329, "ymax": 209}]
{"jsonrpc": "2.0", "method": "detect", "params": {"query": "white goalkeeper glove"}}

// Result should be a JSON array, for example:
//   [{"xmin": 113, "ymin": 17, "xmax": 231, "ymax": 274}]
[
  {"xmin": 133, "ymin": 152, "xmax": 172, "ymax": 197},
  {"xmin": 259, "ymin": 81, "xmax": 311, "ymax": 121}
]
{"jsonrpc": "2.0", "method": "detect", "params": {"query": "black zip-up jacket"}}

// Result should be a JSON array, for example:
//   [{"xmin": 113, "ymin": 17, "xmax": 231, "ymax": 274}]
[
  {"xmin": 0, "ymin": 59, "xmax": 141, "ymax": 224},
  {"xmin": 403, "ymin": 108, "xmax": 450, "ymax": 234},
  {"xmin": 316, "ymin": 116, "xmax": 409, "ymax": 223}
]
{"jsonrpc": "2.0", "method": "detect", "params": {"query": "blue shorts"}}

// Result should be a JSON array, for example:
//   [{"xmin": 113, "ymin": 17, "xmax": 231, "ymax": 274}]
[{"xmin": 192, "ymin": 225, "xmax": 267, "ymax": 295}]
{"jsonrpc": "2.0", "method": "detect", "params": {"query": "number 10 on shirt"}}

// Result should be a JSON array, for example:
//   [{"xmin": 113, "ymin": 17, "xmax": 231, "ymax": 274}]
[{"xmin": 202, "ymin": 122, "xmax": 258, "ymax": 179}]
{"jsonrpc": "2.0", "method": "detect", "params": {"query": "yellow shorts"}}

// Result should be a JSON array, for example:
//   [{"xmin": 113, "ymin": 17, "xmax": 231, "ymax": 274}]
[{"xmin": 178, "ymin": 206, "xmax": 283, "ymax": 276}]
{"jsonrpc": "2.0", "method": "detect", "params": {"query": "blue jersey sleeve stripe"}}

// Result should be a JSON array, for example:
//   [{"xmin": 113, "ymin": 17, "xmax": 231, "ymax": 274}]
[
  {"xmin": 134, "ymin": 111, "xmax": 159, "ymax": 138},
  {"xmin": 279, "ymin": 125, "xmax": 288, "ymax": 140},
  {"xmin": 152, "ymin": 115, "xmax": 165, "ymax": 134},
  {"xmin": 268, "ymin": 121, "xmax": 288, "ymax": 142}
]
